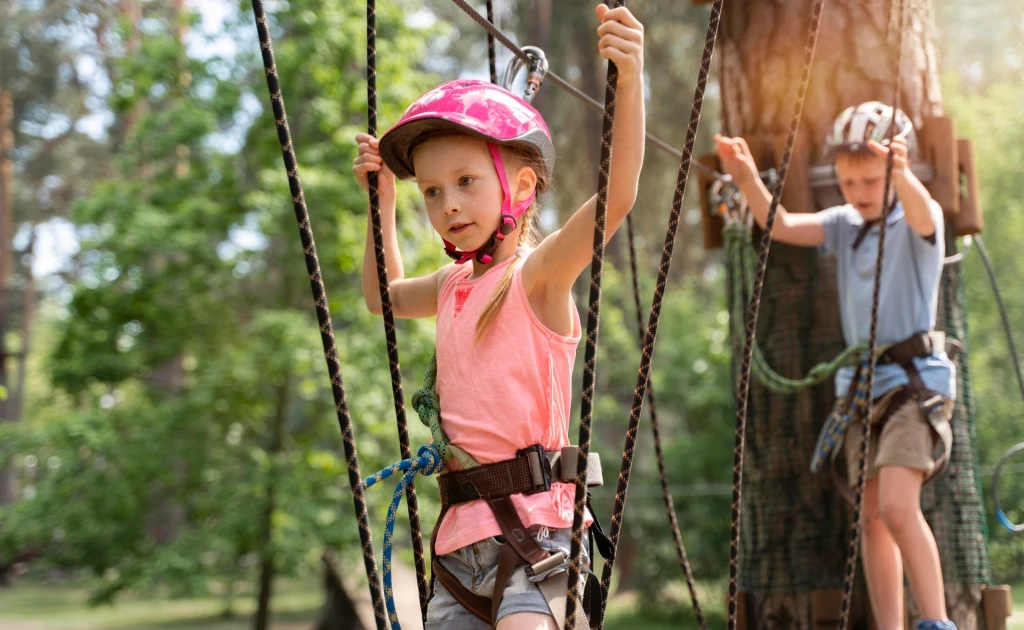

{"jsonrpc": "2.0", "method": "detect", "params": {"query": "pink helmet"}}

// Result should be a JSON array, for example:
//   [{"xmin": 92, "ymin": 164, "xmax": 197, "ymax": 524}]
[
  {"xmin": 378, "ymin": 79, "xmax": 555, "ymax": 265},
  {"xmin": 379, "ymin": 79, "xmax": 555, "ymax": 181}
]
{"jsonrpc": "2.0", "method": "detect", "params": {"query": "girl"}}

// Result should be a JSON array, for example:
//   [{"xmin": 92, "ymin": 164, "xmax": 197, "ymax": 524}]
[{"xmin": 353, "ymin": 6, "xmax": 645, "ymax": 629}]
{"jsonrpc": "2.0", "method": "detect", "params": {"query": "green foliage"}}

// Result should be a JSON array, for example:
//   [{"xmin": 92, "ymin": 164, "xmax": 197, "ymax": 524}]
[{"xmin": 944, "ymin": 75, "xmax": 1024, "ymax": 584}]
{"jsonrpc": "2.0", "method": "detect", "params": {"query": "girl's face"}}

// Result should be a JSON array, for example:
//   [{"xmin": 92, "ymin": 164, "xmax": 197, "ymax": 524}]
[{"xmin": 411, "ymin": 135, "xmax": 534, "ymax": 253}]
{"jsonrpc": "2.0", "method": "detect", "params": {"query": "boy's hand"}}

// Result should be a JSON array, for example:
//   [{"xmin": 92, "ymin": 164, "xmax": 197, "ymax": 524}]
[
  {"xmin": 714, "ymin": 134, "xmax": 759, "ymax": 187},
  {"xmin": 353, "ymin": 133, "xmax": 396, "ymax": 199},
  {"xmin": 596, "ymin": 5, "xmax": 644, "ymax": 88},
  {"xmin": 867, "ymin": 138, "xmax": 909, "ymax": 182}
]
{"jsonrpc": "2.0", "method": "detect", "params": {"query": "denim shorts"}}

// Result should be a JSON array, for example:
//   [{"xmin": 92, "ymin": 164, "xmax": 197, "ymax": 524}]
[{"xmin": 424, "ymin": 526, "xmax": 590, "ymax": 629}]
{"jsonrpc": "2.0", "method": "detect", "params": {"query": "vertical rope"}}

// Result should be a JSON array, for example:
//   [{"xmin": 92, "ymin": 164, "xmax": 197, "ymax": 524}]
[
  {"xmin": 365, "ymin": 1, "xmax": 430, "ymax": 619},
  {"xmin": 725, "ymin": 1, "xmax": 827, "ymax": 627},
  {"xmin": 486, "ymin": 0, "xmax": 497, "ymax": 84},
  {"xmin": 622, "ymin": 214, "xmax": 708, "ymax": 629},
  {"xmin": 596, "ymin": 1, "xmax": 724, "ymax": 626},
  {"xmin": 249, "ymin": 2, "xmax": 386, "ymax": 628},
  {"xmin": 837, "ymin": 1, "xmax": 906, "ymax": 626},
  {"xmin": 563, "ymin": 2, "xmax": 624, "ymax": 627}
]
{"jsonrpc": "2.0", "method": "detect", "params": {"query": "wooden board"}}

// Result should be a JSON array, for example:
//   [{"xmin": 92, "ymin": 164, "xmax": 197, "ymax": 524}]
[
  {"xmin": 953, "ymin": 138, "xmax": 983, "ymax": 236},
  {"xmin": 698, "ymin": 153, "xmax": 726, "ymax": 249},
  {"xmin": 919, "ymin": 116, "xmax": 960, "ymax": 217}
]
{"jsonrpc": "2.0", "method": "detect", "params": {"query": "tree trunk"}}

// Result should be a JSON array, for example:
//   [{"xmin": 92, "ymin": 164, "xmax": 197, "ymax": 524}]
[
  {"xmin": 254, "ymin": 379, "xmax": 291, "ymax": 630},
  {"xmin": 720, "ymin": 1, "xmax": 986, "ymax": 627},
  {"xmin": 0, "ymin": 85, "xmax": 15, "ymax": 519},
  {"xmin": 316, "ymin": 551, "xmax": 366, "ymax": 630}
]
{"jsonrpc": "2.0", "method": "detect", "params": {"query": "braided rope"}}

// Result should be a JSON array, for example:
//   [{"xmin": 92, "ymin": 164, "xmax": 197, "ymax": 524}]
[
  {"xmin": 623, "ymin": 215, "xmax": 708, "ymax": 628},
  {"xmin": 446, "ymin": 0, "xmax": 723, "ymax": 181},
  {"xmin": 597, "ymin": 2, "xmax": 723, "ymax": 627},
  {"xmin": 365, "ymin": 2, "xmax": 430, "ymax": 617},
  {"xmin": 486, "ymin": 0, "xmax": 497, "ymax": 84},
  {"xmin": 563, "ymin": 4, "xmax": 624, "ymax": 626},
  {"xmin": 411, "ymin": 355, "xmax": 479, "ymax": 470},
  {"xmin": 725, "ymin": 1, "xmax": 827, "ymax": 627},
  {"xmin": 248, "ymin": 2, "xmax": 386, "ymax": 628},
  {"xmin": 837, "ymin": 0, "xmax": 907, "ymax": 624},
  {"xmin": 724, "ymin": 221, "xmax": 870, "ymax": 393},
  {"xmin": 364, "ymin": 445, "xmax": 445, "ymax": 630}
]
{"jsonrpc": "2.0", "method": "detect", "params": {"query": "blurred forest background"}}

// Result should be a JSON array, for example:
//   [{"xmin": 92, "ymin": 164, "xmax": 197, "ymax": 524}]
[{"xmin": 0, "ymin": 0, "xmax": 1022, "ymax": 628}]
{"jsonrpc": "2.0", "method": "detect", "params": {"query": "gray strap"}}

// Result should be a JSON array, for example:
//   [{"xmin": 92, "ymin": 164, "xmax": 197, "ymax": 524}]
[
  {"xmin": 537, "ymin": 571, "xmax": 590, "ymax": 630},
  {"xmin": 547, "ymin": 449, "xmax": 603, "ymax": 487}
]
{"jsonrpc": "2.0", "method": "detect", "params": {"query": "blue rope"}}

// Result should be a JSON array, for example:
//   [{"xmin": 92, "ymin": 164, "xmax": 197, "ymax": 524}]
[
  {"xmin": 364, "ymin": 444, "xmax": 445, "ymax": 629},
  {"xmin": 811, "ymin": 360, "xmax": 871, "ymax": 472}
]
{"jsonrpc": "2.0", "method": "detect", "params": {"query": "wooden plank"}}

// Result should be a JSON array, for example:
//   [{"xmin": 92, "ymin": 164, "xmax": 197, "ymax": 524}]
[
  {"xmin": 953, "ymin": 138, "xmax": 983, "ymax": 236},
  {"xmin": 698, "ymin": 153, "xmax": 726, "ymax": 249},
  {"xmin": 983, "ymin": 585, "xmax": 1011, "ymax": 630},
  {"xmin": 919, "ymin": 116, "xmax": 960, "ymax": 217},
  {"xmin": 810, "ymin": 589, "xmax": 842, "ymax": 629}
]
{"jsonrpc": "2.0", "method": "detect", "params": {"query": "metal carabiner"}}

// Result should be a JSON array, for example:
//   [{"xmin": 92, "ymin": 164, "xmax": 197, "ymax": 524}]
[{"xmin": 502, "ymin": 46, "xmax": 549, "ymax": 103}]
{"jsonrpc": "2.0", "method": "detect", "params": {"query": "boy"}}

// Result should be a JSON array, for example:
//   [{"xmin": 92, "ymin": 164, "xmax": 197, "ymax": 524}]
[{"xmin": 715, "ymin": 102, "xmax": 957, "ymax": 630}]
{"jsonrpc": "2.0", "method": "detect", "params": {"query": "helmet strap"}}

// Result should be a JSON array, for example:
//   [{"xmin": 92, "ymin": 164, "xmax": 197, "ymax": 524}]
[{"xmin": 443, "ymin": 143, "xmax": 536, "ymax": 265}]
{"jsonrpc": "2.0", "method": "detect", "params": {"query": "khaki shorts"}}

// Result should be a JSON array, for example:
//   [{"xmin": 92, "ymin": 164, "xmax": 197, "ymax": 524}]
[{"xmin": 841, "ymin": 388, "xmax": 954, "ymax": 484}]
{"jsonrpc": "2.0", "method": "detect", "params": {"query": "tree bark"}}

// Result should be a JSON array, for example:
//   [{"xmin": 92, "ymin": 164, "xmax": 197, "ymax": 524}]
[
  {"xmin": 316, "ymin": 551, "xmax": 367, "ymax": 630},
  {"xmin": 254, "ymin": 378, "xmax": 291, "ymax": 630},
  {"xmin": 721, "ymin": 1, "xmax": 985, "ymax": 627},
  {"xmin": 0, "ymin": 85, "xmax": 14, "ymax": 513}
]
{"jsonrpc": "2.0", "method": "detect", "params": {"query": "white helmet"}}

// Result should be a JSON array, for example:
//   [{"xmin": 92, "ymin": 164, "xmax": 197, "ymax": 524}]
[{"xmin": 825, "ymin": 101, "xmax": 917, "ymax": 158}]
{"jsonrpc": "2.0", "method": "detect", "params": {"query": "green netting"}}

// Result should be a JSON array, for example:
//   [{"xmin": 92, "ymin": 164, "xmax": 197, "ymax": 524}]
[{"xmin": 727, "ymin": 222, "xmax": 991, "ymax": 593}]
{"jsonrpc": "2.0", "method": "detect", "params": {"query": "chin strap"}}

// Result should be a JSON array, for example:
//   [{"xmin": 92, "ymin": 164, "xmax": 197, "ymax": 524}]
[{"xmin": 443, "ymin": 143, "xmax": 535, "ymax": 265}]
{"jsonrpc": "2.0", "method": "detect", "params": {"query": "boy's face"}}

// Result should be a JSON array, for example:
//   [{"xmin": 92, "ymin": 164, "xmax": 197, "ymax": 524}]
[{"xmin": 835, "ymin": 154, "xmax": 894, "ymax": 221}]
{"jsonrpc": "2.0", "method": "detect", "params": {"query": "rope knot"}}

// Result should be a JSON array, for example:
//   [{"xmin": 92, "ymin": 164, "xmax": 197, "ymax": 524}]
[{"xmin": 416, "ymin": 444, "xmax": 445, "ymax": 475}]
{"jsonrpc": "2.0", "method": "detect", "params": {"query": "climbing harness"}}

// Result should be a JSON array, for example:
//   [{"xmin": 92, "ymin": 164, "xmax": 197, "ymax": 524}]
[
  {"xmin": 811, "ymin": 331, "xmax": 959, "ymax": 505},
  {"xmin": 725, "ymin": 0, "xmax": 826, "ymax": 627}
]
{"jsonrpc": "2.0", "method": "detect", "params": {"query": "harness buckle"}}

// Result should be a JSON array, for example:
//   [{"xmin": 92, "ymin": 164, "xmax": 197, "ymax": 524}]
[
  {"xmin": 517, "ymin": 444, "xmax": 552, "ymax": 495},
  {"xmin": 526, "ymin": 549, "xmax": 568, "ymax": 583},
  {"xmin": 920, "ymin": 394, "xmax": 945, "ymax": 415}
]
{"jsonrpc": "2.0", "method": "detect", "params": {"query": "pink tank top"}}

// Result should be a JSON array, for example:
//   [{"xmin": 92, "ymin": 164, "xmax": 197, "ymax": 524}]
[{"xmin": 433, "ymin": 250, "xmax": 591, "ymax": 555}]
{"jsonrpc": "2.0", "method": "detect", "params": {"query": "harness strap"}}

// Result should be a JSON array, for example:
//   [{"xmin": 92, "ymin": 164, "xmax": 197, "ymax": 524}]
[
  {"xmin": 827, "ymin": 330, "xmax": 956, "ymax": 505},
  {"xmin": 430, "ymin": 445, "xmax": 606, "ymax": 628},
  {"xmin": 438, "ymin": 447, "xmax": 603, "ymax": 507}
]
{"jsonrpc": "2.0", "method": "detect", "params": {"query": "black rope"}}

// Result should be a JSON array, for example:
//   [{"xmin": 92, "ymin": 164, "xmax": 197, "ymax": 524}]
[
  {"xmin": 365, "ymin": 1, "xmax": 430, "ymax": 619},
  {"xmin": 976, "ymin": 234, "xmax": 1024, "ymax": 533},
  {"xmin": 623, "ymin": 214, "xmax": 708, "ymax": 629},
  {"xmin": 974, "ymin": 236, "xmax": 1024, "ymax": 408},
  {"xmin": 563, "ymin": 3, "xmax": 624, "ymax": 626},
  {"xmin": 838, "ymin": 0, "xmax": 907, "ymax": 625},
  {"xmin": 725, "ymin": 1, "xmax": 827, "ymax": 627},
  {"xmin": 486, "ymin": 0, "xmax": 497, "ymax": 84},
  {"xmin": 597, "ymin": 1, "xmax": 724, "ymax": 626},
  {"xmin": 446, "ymin": 0, "xmax": 725, "ymax": 182},
  {"xmin": 249, "ymin": 2, "xmax": 386, "ymax": 628}
]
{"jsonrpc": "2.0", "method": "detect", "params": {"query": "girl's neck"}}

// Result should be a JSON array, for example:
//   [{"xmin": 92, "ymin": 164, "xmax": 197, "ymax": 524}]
[{"xmin": 467, "ymin": 238, "xmax": 521, "ymax": 279}]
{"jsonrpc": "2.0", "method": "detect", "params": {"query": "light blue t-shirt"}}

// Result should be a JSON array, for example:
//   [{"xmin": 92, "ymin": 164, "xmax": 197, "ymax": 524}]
[{"xmin": 818, "ymin": 200, "xmax": 956, "ymax": 399}]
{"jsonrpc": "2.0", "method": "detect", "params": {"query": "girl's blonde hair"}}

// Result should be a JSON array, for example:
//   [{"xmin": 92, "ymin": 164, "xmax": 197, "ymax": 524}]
[{"xmin": 474, "ymin": 147, "xmax": 549, "ymax": 341}]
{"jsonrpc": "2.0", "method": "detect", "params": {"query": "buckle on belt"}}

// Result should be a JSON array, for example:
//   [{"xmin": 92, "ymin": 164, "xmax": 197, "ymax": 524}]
[
  {"xmin": 517, "ymin": 444, "xmax": 552, "ymax": 495},
  {"xmin": 921, "ymin": 394, "xmax": 945, "ymax": 415},
  {"xmin": 527, "ymin": 550, "xmax": 568, "ymax": 583}
]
